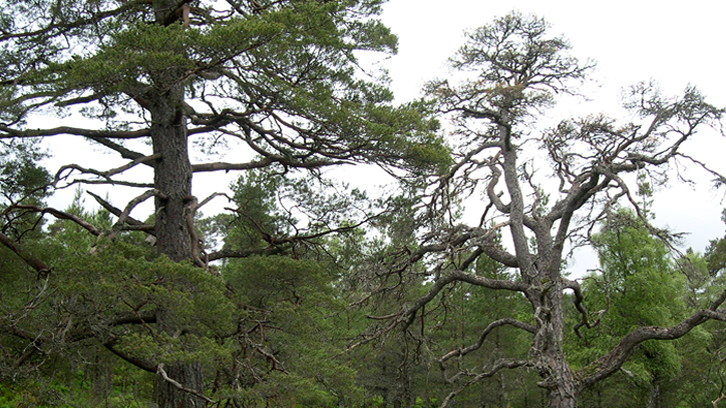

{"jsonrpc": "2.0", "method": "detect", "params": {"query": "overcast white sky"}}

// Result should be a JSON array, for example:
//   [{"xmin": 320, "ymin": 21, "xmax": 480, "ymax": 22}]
[{"xmin": 377, "ymin": 0, "xmax": 726, "ymax": 273}]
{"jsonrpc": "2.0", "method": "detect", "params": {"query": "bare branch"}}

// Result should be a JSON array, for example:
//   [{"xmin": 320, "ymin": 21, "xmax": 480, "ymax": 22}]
[
  {"xmin": 439, "ymin": 317, "xmax": 536, "ymax": 366},
  {"xmin": 0, "ymin": 231, "xmax": 49, "ymax": 274},
  {"xmin": 579, "ymin": 289, "xmax": 726, "ymax": 388},
  {"xmin": 565, "ymin": 278, "xmax": 607, "ymax": 337},
  {"xmin": 103, "ymin": 153, "xmax": 161, "ymax": 178},
  {"xmin": 8, "ymin": 205, "xmax": 101, "ymax": 236},
  {"xmin": 55, "ymin": 154, "xmax": 159, "ymax": 188},
  {"xmin": 440, "ymin": 359, "xmax": 529, "ymax": 407},
  {"xmin": 197, "ymin": 192, "xmax": 230, "ymax": 211},
  {"xmin": 0, "ymin": 125, "xmax": 150, "ymax": 140},
  {"xmin": 108, "ymin": 189, "xmax": 159, "ymax": 238},
  {"xmin": 191, "ymin": 156, "xmax": 347, "ymax": 173},
  {"xmin": 370, "ymin": 269, "xmax": 527, "ymax": 324},
  {"xmin": 86, "ymin": 191, "xmax": 154, "ymax": 233},
  {"xmin": 103, "ymin": 340, "xmax": 157, "ymax": 373}
]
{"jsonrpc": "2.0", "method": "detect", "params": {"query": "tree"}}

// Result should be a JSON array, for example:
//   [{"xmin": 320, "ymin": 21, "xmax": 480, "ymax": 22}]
[
  {"xmin": 0, "ymin": 1, "xmax": 444, "ymax": 406},
  {"xmin": 570, "ymin": 209, "xmax": 698, "ymax": 407},
  {"xmin": 428, "ymin": 250, "xmax": 539, "ymax": 407},
  {"xmin": 365, "ymin": 12, "xmax": 726, "ymax": 408}
]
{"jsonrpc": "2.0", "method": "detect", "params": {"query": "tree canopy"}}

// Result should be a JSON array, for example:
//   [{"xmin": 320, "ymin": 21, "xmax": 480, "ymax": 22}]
[{"xmin": 1, "ymin": 1, "xmax": 444, "ymax": 406}]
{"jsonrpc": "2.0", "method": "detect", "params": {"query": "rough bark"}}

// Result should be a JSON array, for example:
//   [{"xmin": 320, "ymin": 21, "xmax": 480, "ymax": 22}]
[
  {"xmin": 148, "ymin": 2, "xmax": 201, "ymax": 406},
  {"xmin": 157, "ymin": 361, "xmax": 207, "ymax": 408},
  {"xmin": 149, "ymin": 87, "xmax": 193, "ymax": 263},
  {"xmin": 528, "ymin": 273, "xmax": 579, "ymax": 408}
]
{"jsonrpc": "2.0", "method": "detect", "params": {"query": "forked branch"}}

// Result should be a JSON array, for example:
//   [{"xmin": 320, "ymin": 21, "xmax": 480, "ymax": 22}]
[
  {"xmin": 440, "ymin": 359, "xmax": 529, "ymax": 407},
  {"xmin": 439, "ymin": 317, "xmax": 535, "ymax": 369}
]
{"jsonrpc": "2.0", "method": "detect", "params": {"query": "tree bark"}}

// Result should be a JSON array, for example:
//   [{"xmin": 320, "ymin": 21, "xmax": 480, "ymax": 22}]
[
  {"xmin": 157, "ymin": 361, "xmax": 206, "ymax": 408},
  {"xmin": 533, "ymin": 283, "xmax": 580, "ymax": 408},
  {"xmin": 147, "ymin": 1, "xmax": 201, "ymax": 405},
  {"xmin": 646, "ymin": 377, "xmax": 661, "ymax": 408},
  {"xmin": 149, "ymin": 86, "xmax": 204, "ymax": 406},
  {"xmin": 150, "ymin": 87, "xmax": 193, "ymax": 263}
]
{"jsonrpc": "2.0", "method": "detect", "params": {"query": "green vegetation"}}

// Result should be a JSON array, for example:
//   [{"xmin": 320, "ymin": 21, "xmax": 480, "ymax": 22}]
[{"xmin": 1, "ymin": 3, "xmax": 726, "ymax": 408}]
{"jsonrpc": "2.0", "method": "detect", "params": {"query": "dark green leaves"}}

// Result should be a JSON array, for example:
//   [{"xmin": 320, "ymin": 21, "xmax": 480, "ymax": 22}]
[{"xmin": 0, "ymin": 139, "xmax": 50, "ymax": 204}]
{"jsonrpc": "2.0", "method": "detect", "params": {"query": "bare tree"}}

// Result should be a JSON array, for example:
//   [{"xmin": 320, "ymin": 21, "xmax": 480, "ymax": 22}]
[{"xmin": 369, "ymin": 12, "xmax": 726, "ymax": 408}]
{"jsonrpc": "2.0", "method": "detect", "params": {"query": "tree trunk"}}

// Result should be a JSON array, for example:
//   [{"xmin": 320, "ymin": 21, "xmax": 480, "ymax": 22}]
[
  {"xmin": 540, "ymin": 343, "xmax": 578, "ymax": 408},
  {"xmin": 646, "ymin": 381, "xmax": 661, "ymax": 408},
  {"xmin": 149, "ymin": 90, "xmax": 204, "ymax": 406},
  {"xmin": 531, "ymin": 279, "xmax": 580, "ymax": 408},
  {"xmin": 150, "ymin": 89, "xmax": 193, "ymax": 263},
  {"xmin": 146, "ymin": 6, "xmax": 201, "ymax": 402},
  {"xmin": 157, "ymin": 362, "xmax": 206, "ymax": 408}
]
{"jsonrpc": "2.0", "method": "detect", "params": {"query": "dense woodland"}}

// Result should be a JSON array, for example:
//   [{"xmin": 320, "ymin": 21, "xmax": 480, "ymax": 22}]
[{"xmin": 2, "ymin": 1, "xmax": 726, "ymax": 407}]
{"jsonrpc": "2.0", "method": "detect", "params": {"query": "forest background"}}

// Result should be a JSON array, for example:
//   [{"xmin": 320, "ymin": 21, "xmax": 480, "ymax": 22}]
[{"xmin": 2, "ymin": 1, "xmax": 726, "ymax": 408}]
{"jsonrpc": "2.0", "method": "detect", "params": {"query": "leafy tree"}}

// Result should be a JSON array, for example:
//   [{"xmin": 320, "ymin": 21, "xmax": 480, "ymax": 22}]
[
  {"xmin": 0, "ymin": 139, "xmax": 51, "ymax": 258},
  {"xmin": 0, "ymin": 139, "xmax": 50, "ymax": 206},
  {"xmin": 363, "ymin": 12, "xmax": 726, "ymax": 408},
  {"xmin": 698, "ymin": 213, "xmax": 726, "ymax": 407},
  {"xmin": 0, "ymin": 1, "xmax": 445, "ymax": 406},
  {"xmin": 570, "ymin": 209, "xmax": 700, "ymax": 407}
]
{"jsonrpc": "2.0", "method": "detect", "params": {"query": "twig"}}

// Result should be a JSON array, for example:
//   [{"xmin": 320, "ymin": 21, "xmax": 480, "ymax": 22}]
[{"xmin": 157, "ymin": 363, "xmax": 217, "ymax": 404}]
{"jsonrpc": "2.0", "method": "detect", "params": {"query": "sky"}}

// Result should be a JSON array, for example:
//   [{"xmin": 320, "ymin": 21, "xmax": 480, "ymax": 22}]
[
  {"xmin": 41, "ymin": 1, "xmax": 726, "ymax": 275},
  {"xmin": 380, "ymin": 0, "xmax": 726, "ymax": 105}
]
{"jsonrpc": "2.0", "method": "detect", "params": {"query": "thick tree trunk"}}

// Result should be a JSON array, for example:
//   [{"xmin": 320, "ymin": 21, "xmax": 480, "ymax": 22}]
[
  {"xmin": 546, "ymin": 373, "xmax": 578, "ymax": 408},
  {"xmin": 146, "ymin": 0, "xmax": 205, "ymax": 405},
  {"xmin": 531, "ymin": 279, "xmax": 580, "ymax": 408},
  {"xmin": 539, "ymin": 336, "xmax": 579, "ymax": 407},
  {"xmin": 147, "ymin": 34, "xmax": 203, "ymax": 407},
  {"xmin": 150, "ymin": 90, "xmax": 193, "ymax": 262},
  {"xmin": 150, "ymin": 94, "xmax": 204, "ymax": 406}
]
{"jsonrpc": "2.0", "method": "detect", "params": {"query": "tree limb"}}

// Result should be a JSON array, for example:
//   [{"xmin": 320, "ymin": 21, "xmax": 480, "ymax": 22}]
[
  {"xmin": 86, "ymin": 191, "xmax": 154, "ymax": 234},
  {"xmin": 440, "ymin": 359, "xmax": 529, "ymax": 407},
  {"xmin": 0, "ymin": 231, "xmax": 51, "ymax": 274},
  {"xmin": 7, "ymin": 205, "xmax": 101, "ymax": 236},
  {"xmin": 439, "ymin": 317, "xmax": 536, "ymax": 367},
  {"xmin": 0, "ymin": 125, "xmax": 150, "ymax": 140},
  {"xmin": 579, "ymin": 289, "xmax": 726, "ymax": 388}
]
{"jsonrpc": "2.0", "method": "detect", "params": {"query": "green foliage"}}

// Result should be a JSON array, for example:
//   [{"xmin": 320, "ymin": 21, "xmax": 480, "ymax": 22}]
[
  {"xmin": 570, "ymin": 209, "xmax": 707, "ymax": 406},
  {"xmin": 0, "ymin": 139, "xmax": 51, "ymax": 205},
  {"xmin": 3, "ymin": 0, "xmax": 446, "ymax": 175},
  {"xmin": 426, "ymin": 11, "xmax": 592, "ymax": 123},
  {"xmin": 427, "ymin": 253, "xmax": 536, "ymax": 406},
  {"xmin": 220, "ymin": 254, "xmax": 362, "ymax": 405},
  {"xmin": 8, "ymin": 4, "xmax": 724, "ymax": 407},
  {"xmin": 0, "ymin": 1, "xmax": 448, "ymax": 407},
  {"xmin": 57, "ymin": 241, "xmax": 235, "ymax": 333},
  {"xmin": 705, "ymin": 209, "xmax": 726, "ymax": 281},
  {"xmin": 225, "ymin": 255, "xmax": 334, "ymax": 306}
]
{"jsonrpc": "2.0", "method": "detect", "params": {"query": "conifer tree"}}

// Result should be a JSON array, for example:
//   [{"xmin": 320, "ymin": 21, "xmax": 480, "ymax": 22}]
[{"xmin": 0, "ymin": 1, "xmax": 444, "ymax": 406}]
